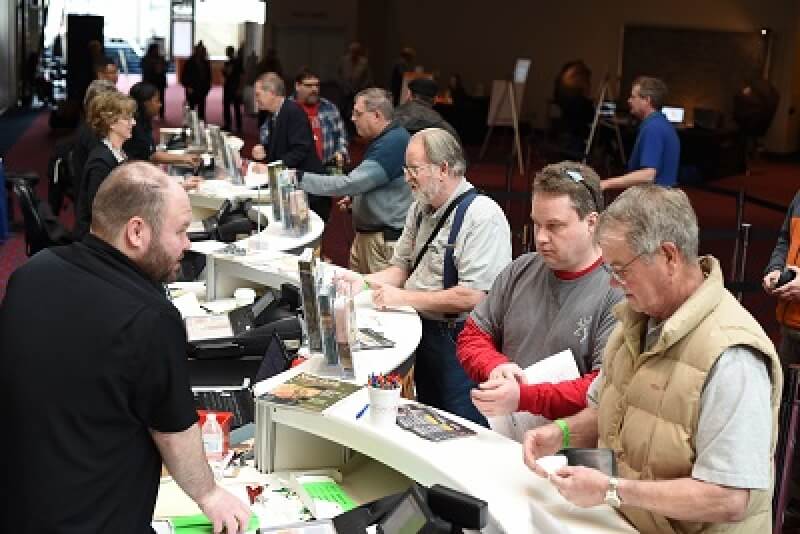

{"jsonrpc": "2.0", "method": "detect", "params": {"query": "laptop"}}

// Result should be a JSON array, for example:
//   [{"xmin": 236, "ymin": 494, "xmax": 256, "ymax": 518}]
[
  {"xmin": 191, "ymin": 332, "xmax": 294, "ymax": 429},
  {"xmin": 662, "ymin": 106, "xmax": 685, "ymax": 125},
  {"xmin": 599, "ymin": 100, "xmax": 616, "ymax": 118}
]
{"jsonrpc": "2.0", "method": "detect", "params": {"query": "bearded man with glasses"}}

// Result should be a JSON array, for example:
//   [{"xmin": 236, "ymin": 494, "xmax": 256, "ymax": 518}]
[{"xmin": 339, "ymin": 128, "xmax": 511, "ymax": 425}]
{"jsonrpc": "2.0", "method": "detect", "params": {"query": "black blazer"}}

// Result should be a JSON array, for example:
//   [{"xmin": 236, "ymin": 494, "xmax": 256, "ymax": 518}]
[
  {"xmin": 71, "ymin": 121, "xmax": 100, "ymax": 192},
  {"xmin": 75, "ymin": 143, "xmax": 120, "ymax": 240},
  {"xmin": 267, "ymin": 98, "xmax": 324, "ymax": 173},
  {"xmin": 123, "ymin": 114, "xmax": 156, "ymax": 162}
]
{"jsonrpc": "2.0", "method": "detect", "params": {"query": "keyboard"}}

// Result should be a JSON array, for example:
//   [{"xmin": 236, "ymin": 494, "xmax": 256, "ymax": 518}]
[{"xmin": 192, "ymin": 388, "xmax": 255, "ymax": 430}]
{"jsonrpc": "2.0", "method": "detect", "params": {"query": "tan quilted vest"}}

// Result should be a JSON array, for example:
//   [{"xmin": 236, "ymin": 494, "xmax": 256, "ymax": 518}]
[{"xmin": 597, "ymin": 256, "xmax": 782, "ymax": 534}]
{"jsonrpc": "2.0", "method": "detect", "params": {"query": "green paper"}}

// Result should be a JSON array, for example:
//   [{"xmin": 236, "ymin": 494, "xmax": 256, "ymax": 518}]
[
  {"xmin": 302, "ymin": 481, "xmax": 356, "ymax": 511},
  {"xmin": 171, "ymin": 513, "xmax": 260, "ymax": 533}
]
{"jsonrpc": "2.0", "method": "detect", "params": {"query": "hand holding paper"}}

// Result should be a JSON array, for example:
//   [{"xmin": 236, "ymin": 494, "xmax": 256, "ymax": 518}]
[
  {"xmin": 471, "ymin": 378, "xmax": 521, "ymax": 417},
  {"xmin": 196, "ymin": 484, "xmax": 252, "ymax": 534},
  {"xmin": 370, "ymin": 281, "xmax": 406, "ymax": 310},
  {"xmin": 489, "ymin": 362, "xmax": 527, "ymax": 383},
  {"xmin": 487, "ymin": 349, "xmax": 580, "ymax": 442}
]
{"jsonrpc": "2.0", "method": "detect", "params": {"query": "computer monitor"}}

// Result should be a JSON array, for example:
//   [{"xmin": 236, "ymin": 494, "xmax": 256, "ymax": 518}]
[
  {"xmin": 513, "ymin": 58, "xmax": 531, "ymax": 84},
  {"xmin": 219, "ymin": 132, "xmax": 232, "ymax": 173},
  {"xmin": 224, "ymin": 139, "xmax": 243, "ymax": 185},
  {"xmin": 662, "ymin": 106, "xmax": 685, "ymax": 124},
  {"xmin": 208, "ymin": 124, "xmax": 222, "ymax": 160},
  {"xmin": 599, "ymin": 101, "xmax": 617, "ymax": 118},
  {"xmin": 189, "ymin": 110, "xmax": 207, "ymax": 151}
]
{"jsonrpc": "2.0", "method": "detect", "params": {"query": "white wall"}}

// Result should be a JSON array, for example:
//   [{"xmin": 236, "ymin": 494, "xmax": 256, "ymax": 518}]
[
  {"xmin": 365, "ymin": 0, "xmax": 800, "ymax": 152},
  {"xmin": 0, "ymin": 0, "xmax": 17, "ymax": 113}
]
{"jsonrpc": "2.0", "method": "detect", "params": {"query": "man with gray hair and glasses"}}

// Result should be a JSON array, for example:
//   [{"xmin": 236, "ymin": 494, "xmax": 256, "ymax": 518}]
[
  {"xmin": 299, "ymin": 87, "xmax": 411, "ymax": 272},
  {"xmin": 458, "ymin": 161, "xmax": 622, "ymax": 430},
  {"xmin": 340, "ymin": 127, "xmax": 511, "ymax": 425},
  {"xmin": 523, "ymin": 185, "xmax": 781, "ymax": 533}
]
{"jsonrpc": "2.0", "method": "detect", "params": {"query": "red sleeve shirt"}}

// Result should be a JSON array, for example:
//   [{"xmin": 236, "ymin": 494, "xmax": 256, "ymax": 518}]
[
  {"xmin": 457, "ymin": 317, "xmax": 596, "ymax": 420},
  {"xmin": 518, "ymin": 369, "xmax": 599, "ymax": 420},
  {"xmin": 456, "ymin": 317, "xmax": 509, "ymax": 382}
]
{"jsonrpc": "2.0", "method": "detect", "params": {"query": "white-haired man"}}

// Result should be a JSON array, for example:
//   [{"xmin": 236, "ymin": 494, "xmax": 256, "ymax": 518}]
[
  {"xmin": 342, "ymin": 128, "xmax": 512, "ymax": 425},
  {"xmin": 524, "ymin": 185, "xmax": 781, "ymax": 533}
]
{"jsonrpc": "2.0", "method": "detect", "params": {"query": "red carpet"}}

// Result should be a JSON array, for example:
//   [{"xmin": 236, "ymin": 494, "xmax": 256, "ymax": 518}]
[{"xmin": 1, "ymin": 77, "xmax": 799, "ymax": 345}]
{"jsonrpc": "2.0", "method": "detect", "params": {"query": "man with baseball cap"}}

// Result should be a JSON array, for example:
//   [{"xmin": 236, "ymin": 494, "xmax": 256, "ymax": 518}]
[{"xmin": 395, "ymin": 77, "xmax": 460, "ymax": 142}]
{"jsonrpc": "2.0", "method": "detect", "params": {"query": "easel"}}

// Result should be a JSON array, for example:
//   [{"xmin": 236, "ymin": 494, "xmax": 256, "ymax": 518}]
[
  {"xmin": 479, "ymin": 80, "xmax": 525, "ymax": 176},
  {"xmin": 583, "ymin": 75, "xmax": 626, "ymax": 167}
]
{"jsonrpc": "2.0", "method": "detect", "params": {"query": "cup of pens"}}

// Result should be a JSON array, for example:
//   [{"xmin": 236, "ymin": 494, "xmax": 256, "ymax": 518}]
[{"xmin": 367, "ymin": 373, "xmax": 402, "ymax": 427}]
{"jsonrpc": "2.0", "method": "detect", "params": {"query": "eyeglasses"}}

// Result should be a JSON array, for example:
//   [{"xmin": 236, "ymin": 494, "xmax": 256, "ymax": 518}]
[
  {"xmin": 602, "ymin": 253, "xmax": 644, "ymax": 284},
  {"xmin": 300, "ymin": 81, "xmax": 320, "ymax": 88},
  {"xmin": 564, "ymin": 169, "xmax": 601, "ymax": 212},
  {"xmin": 403, "ymin": 164, "xmax": 435, "ymax": 178}
]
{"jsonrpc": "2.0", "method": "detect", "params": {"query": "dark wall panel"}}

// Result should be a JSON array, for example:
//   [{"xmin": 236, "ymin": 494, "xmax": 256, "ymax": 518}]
[{"xmin": 620, "ymin": 26, "xmax": 769, "ymax": 125}]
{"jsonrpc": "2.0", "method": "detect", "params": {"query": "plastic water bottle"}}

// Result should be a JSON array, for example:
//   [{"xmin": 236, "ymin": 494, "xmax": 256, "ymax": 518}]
[{"xmin": 201, "ymin": 412, "xmax": 224, "ymax": 462}]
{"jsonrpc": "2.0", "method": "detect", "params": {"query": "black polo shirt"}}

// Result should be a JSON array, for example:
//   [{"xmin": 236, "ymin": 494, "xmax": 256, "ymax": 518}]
[{"xmin": 0, "ymin": 235, "xmax": 197, "ymax": 534}]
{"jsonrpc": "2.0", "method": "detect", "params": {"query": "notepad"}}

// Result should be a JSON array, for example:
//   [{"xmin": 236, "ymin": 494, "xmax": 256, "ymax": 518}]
[
  {"xmin": 170, "ymin": 513, "xmax": 260, "ymax": 533},
  {"xmin": 291, "ymin": 474, "xmax": 356, "ymax": 519},
  {"xmin": 302, "ymin": 481, "xmax": 356, "ymax": 511}
]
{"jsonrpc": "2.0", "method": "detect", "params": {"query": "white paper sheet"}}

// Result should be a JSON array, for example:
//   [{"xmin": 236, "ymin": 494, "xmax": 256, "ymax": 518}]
[
  {"xmin": 244, "ymin": 173, "xmax": 269, "ymax": 189},
  {"xmin": 488, "ymin": 349, "xmax": 581, "ymax": 442},
  {"xmin": 189, "ymin": 240, "xmax": 228, "ymax": 254},
  {"xmin": 171, "ymin": 292, "xmax": 208, "ymax": 318}
]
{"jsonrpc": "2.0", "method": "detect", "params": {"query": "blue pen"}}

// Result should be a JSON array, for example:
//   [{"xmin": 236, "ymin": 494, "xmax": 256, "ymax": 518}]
[{"xmin": 355, "ymin": 403, "xmax": 369, "ymax": 419}]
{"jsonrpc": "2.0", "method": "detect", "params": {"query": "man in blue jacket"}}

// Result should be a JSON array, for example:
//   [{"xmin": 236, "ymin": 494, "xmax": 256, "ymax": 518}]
[
  {"xmin": 601, "ymin": 76, "xmax": 680, "ymax": 191},
  {"xmin": 299, "ymin": 88, "xmax": 412, "ymax": 273}
]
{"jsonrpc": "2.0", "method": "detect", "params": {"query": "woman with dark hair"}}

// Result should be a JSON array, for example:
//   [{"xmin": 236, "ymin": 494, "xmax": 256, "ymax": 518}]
[
  {"xmin": 75, "ymin": 91, "xmax": 136, "ymax": 239},
  {"xmin": 124, "ymin": 81, "xmax": 200, "ymax": 171},
  {"xmin": 553, "ymin": 60, "xmax": 595, "ymax": 156},
  {"xmin": 141, "ymin": 43, "xmax": 168, "ymax": 119}
]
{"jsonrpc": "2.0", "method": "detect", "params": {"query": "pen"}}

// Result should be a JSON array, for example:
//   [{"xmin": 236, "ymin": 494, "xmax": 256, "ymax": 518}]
[{"xmin": 355, "ymin": 403, "xmax": 369, "ymax": 419}]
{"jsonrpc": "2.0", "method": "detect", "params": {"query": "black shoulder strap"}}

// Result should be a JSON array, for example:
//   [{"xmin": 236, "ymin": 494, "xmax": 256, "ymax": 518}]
[{"xmin": 408, "ymin": 189, "xmax": 476, "ymax": 279}]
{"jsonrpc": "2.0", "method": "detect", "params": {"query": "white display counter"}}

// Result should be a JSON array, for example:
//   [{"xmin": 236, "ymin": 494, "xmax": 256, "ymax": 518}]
[
  {"xmin": 253, "ymin": 383, "xmax": 637, "ymax": 534},
  {"xmin": 188, "ymin": 193, "xmax": 324, "ymax": 257}
]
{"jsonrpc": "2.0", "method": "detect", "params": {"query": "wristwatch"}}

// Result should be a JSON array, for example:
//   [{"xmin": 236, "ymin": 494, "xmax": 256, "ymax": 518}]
[{"xmin": 604, "ymin": 476, "xmax": 622, "ymax": 508}]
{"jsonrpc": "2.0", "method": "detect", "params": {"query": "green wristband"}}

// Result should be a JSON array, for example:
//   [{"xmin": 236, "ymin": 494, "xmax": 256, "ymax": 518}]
[
  {"xmin": 363, "ymin": 279, "xmax": 370, "ymax": 290},
  {"xmin": 554, "ymin": 418, "xmax": 570, "ymax": 449}
]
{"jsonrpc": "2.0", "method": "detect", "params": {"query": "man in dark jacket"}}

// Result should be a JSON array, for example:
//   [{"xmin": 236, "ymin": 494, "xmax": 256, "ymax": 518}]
[
  {"xmin": 252, "ymin": 72, "xmax": 328, "ymax": 220},
  {"xmin": 181, "ymin": 42, "xmax": 212, "ymax": 120},
  {"xmin": 394, "ymin": 77, "xmax": 460, "ymax": 144}
]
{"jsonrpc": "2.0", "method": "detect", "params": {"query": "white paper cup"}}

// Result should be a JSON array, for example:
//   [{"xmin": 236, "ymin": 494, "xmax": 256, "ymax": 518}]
[
  {"xmin": 234, "ymin": 287, "xmax": 256, "ymax": 307},
  {"xmin": 367, "ymin": 386, "xmax": 401, "ymax": 427}
]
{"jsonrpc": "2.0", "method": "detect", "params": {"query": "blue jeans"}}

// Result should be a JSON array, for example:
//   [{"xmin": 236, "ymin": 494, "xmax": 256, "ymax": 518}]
[{"xmin": 414, "ymin": 319, "xmax": 488, "ymax": 427}]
